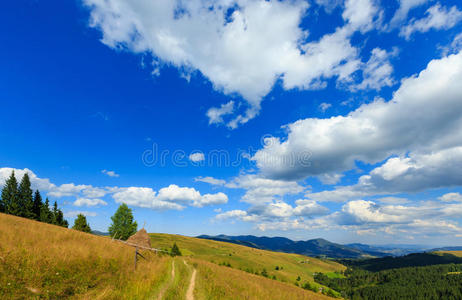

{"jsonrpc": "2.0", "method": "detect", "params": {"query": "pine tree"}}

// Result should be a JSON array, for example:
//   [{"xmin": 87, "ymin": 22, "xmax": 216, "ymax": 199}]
[
  {"xmin": 170, "ymin": 242, "xmax": 182, "ymax": 257},
  {"xmin": 56, "ymin": 208, "xmax": 68, "ymax": 228},
  {"xmin": 18, "ymin": 173, "xmax": 34, "ymax": 218},
  {"xmin": 40, "ymin": 198, "xmax": 52, "ymax": 223},
  {"xmin": 52, "ymin": 201, "xmax": 58, "ymax": 224},
  {"xmin": 108, "ymin": 204, "xmax": 137, "ymax": 240},
  {"xmin": 1, "ymin": 171, "xmax": 20, "ymax": 215},
  {"xmin": 72, "ymin": 214, "xmax": 91, "ymax": 233},
  {"xmin": 32, "ymin": 190, "xmax": 43, "ymax": 220}
]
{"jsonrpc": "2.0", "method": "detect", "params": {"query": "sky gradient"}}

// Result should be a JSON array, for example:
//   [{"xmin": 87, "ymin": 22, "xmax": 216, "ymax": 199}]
[{"xmin": 1, "ymin": 0, "xmax": 462, "ymax": 246}]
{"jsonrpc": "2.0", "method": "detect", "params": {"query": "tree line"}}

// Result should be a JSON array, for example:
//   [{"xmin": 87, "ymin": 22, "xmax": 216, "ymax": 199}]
[{"xmin": 0, "ymin": 171, "xmax": 68, "ymax": 227}]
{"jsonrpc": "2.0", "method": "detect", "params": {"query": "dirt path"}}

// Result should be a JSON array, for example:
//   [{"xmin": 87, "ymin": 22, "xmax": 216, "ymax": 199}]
[
  {"xmin": 184, "ymin": 260, "xmax": 196, "ymax": 300},
  {"xmin": 157, "ymin": 260, "xmax": 175, "ymax": 300}
]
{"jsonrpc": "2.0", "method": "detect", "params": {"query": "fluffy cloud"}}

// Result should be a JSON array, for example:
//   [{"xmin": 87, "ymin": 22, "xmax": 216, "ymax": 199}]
[
  {"xmin": 0, "ymin": 167, "xmax": 54, "ymax": 191},
  {"xmin": 112, "ymin": 184, "xmax": 228, "ymax": 210},
  {"xmin": 73, "ymin": 198, "xmax": 108, "ymax": 207},
  {"xmin": 226, "ymin": 174, "xmax": 305, "ymax": 204},
  {"xmin": 319, "ymin": 102, "xmax": 332, "ymax": 112},
  {"xmin": 253, "ymin": 50, "xmax": 462, "ymax": 180},
  {"xmin": 308, "ymin": 147, "xmax": 462, "ymax": 202},
  {"xmin": 439, "ymin": 192, "xmax": 462, "ymax": 202},
  {"xmin": 102, "ymin": 169, "xmax": 120, "ymax": 177},
  {"xmin": 400, "ymin": 4, "xmax": 462, "ymax": 39},
  {"xmin": 84, "ymin": 0, "xmax": 384, "ymax": 127},
  {"xmin": 189, "ymin": 152, "xmax": 205, "ymax": 162},
  {"xmin": 389, "ymin": 0, "xmax": 428, "ymax": 28}
]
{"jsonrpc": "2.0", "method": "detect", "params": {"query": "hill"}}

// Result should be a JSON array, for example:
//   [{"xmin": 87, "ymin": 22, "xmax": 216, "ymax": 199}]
[
  {"xmin": 0, "ymin": 213, "xmax": 338, "ymax": 299},
  {"xmin": 198, "ymin": 234, "xmax": 388, "ymax": 258}
]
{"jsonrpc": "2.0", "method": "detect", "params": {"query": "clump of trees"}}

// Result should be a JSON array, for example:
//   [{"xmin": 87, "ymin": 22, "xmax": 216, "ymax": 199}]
[
  {"xmin": 73, "ymin": 213, "xmax": 91, "ymax": 233},
  {"xmin": 0, "ymin": 171, "xmax": 68, "ymax": 227},
  {"xmin": 108, "ymin": 203, "xmax": 137, "ymax": 240}
]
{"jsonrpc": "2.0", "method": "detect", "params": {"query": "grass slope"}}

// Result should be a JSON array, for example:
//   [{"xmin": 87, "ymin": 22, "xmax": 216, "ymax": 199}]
[
  {"xmin": 150, "ymin": 233, "xmax": 345, "ymax": 285},
  {"xmin": 0, "ymin": 213, "xmax": 336, "ymax": 299}
]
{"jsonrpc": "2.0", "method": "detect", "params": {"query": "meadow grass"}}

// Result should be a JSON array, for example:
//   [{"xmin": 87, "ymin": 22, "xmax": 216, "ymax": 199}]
[
  {"xmin": 150, "ymin": 233, "xmax": 345, "ymax": 284},
  {"xmin": 436, "ymin": 250, "xmax": 462, "ymax": 257},
  {"xmin": 191, "ymin": 258, "xmax": 334, "ymax": 300},
  {"xmin": 0, "ymin": 213, "xmax": 170, "ymax": 299}
]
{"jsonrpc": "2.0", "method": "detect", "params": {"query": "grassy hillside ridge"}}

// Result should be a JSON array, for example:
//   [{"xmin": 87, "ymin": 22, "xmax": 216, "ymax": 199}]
[
  {"xmin": 0, "ymin": 212, "xmax": 171, "ymax": 299},
  {"xmin": 150, "ymin": 233, "xmax": 345, "ymax": 284},
  {"xmin": 0, "ymin": 213, "xmax": 334, "ymax": 299}
]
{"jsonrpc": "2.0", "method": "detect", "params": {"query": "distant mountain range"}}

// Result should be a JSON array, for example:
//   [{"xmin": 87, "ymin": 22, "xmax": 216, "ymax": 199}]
[{"xmin": 197, "ymin": 235, "xmax": 462, "ymax": 259}]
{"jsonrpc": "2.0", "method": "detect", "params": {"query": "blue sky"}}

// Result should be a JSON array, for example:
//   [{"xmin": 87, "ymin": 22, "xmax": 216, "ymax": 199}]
[{"xmin": 1, "ymin": 0, "xmax": 462, "ymax": 246}]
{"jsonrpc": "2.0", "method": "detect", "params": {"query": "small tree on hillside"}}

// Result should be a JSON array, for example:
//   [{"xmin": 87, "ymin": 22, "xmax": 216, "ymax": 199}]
[
  {"xmin": 170, "ymin": 243, "xmax": 182, "ymax": 257},
  {"xmin": 108, "ymin": 204, "xmax": 137, "ymax": 240},
  {"xmin": 32, "ymin": 190, "xmax": 43, "ymax": 220},
  {"xmin": 18, "ymin": 173, "xmax": 34, "ymax": 218},
  {"xmin": 1, "ymin": 171, "xmax": 20, "ymax": 215},
  {"xmin": 72, "ymin": 214, "xmax": 91, "ymax": 233}
]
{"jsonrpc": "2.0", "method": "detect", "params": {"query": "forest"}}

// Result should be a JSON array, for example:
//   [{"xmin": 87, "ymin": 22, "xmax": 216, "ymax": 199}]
[{"xmin": 315, "ymin": 253, "xmax": 462, "ymax": 299}]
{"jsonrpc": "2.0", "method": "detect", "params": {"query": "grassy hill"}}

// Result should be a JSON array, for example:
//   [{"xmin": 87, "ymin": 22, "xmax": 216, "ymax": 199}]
[
  {"xmin": 436, "ymin": 250, "xmax": 462, "ymax": 257},
  {"xmin": 0, "ymin": 213, "xmax": 339, "ymax": 299},
  {"xmin": 150, "ymin": 233, "xmax": 345, "ymax": 284}
]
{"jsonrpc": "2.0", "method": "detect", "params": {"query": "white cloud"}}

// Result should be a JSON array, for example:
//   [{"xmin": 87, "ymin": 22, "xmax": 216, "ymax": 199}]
[
  {"xmin": 400, "ymin": 4, "xmax": 462, "ymax": 40},
  {"xmin": 102, "ymin": 169, "xmax": 120, "ymax": 177},
  {"xmin": 112, "ymin": 184, "xmax": 228, "ymax": 210},
  {"xmin": 84, "ymin": 0, "xmax": 383, "ymax": 128},
  {"xmin": 194, "ymin": 176, "xmax": 226, "ymax": 186},
  {"xmin": 439, "ymin": 192, "xmax": 462, "ymax": 202},
  {"xmin": 318, "ymin": 173, "xmax": 343, "ymax": 185},
  {"xmin": 350, "ymin": 47, "xmax": 396, "ymax": 91},
  {"xmin": 389, "ymin": 0, "xmax": 428, "ymax": 28},
  {"xmin": 308, "ymin": 147, "xmax": 462, "ymax": 202},
  {"xmin": 189, "ymin": 152, "xmax": 205, "ymax": 162},
  {"xmin": 318, "ymin": 102, "xmax": 332, "ymax": 112},
  {"xmin": 315, "ymin": 0, "xmax": 342, "ymax": 13},
  {"xmin": 48, "ymin": 183, "xmax": 90, "ymax": 198},
  {"xmin": 342, "ymin": 0, "xmax": 381, "ymax": 33},
  {"xmin": 226, "ymin": 174, "xmax": 305, "ymax": 204},
  {"xmin": 207, "ymin": 101, "xmax": 234, "ymax": 126},
  {"xmin": 73, "ymin": 198, "xmax": 108, "ymax": 207},
  {"xmin": 0, "ymin": 167, "xmax": 55, "ymax": 191},
  {"xmin": 64, "ymin": 211, "xmax": 98, "ymax": 218},
  {"xmin": 253, "ymin": 50, "xmax": 462, "ymax": 180},
  {"xmin": 293, "ymin": 199, "xmax": 329, "ymax": 217}
]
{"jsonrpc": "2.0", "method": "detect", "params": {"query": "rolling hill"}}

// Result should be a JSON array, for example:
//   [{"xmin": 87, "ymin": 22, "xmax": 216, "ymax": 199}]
[
  {"xmin": 198, "ymin": 235, "xmax": 388, "ymax": 258},
  {"xmin": 0, "ymin": 213, "xmax": 340, "ymax": 299}
]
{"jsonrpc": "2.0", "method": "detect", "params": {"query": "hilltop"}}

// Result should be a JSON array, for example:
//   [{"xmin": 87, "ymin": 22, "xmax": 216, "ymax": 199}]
[
  {"xmin": 198, "ymin": 234, "xmax": 388, "ymax": 258},
  {"xmin": 0, "ymin": 213, "xmax": 339, "ymax": 299}
]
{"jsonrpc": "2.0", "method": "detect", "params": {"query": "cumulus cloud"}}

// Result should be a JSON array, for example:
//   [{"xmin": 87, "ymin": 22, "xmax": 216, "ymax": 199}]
[
  {"xmin": 439, "ymin": 192, "xmax": 462, "ymax": 202},
  {"xmin": 400, "ymin": 3, "xmax": 462, "ymax": 40},
  {"xmin": 189, "ymin": 152, "xmax": 205, "ymax": 162},
  {"xmin": 113, "ymin": 184, "xmax": 228, "ymax": 210},
  {"xmin": 308, "ymin": 147, "xmax": 462, "ymax": 202},
  {"xmin": 73, "ymin": 198, "xmax": 108, "ymax": 207},
  {"xmin": 83, "ymin": 0, "xmax": 383, "ymax": 128},
  {"xmin": 102, "ymin": 169, "xmax": 120, "ymax": 177},
  {"xmin": 253, "ymin": 50, "xmax": 462, "ymax": 180},
  {"xmin": 0, "ymin": 167, "xmax": 54, "ymax": 191}
]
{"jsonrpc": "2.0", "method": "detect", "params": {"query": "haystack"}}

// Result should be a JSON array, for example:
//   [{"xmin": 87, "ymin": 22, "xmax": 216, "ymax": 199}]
[{"xmin": 126, "ymin": 228, "xmax": 151, "ymax": 248}]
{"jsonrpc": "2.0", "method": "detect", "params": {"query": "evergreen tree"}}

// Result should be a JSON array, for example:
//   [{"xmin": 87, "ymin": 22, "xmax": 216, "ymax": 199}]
[
  {"xmin": 18, "ymin": 173, "xmax": 34, "ymax": 218},
  {"xmin": 52, "ymin": 201, "xmax": 59, "ymax": 224},
  {"xmin": 40, "ymin": 198, "xmax": 52, "ymax": 223},
  {"xmin": 72, "ymin": 214, "xmax": 91, "ymax": 233},
  {"xmin": 170, "ymin": 242, "xmax": 182, "ymax": 257},
  {"xmin": 56, "ymin": 208, "xmax": 68, "ymax": 228},
  {"xmin": 108, "ymin": 204, "xmax": 137, "ymax": 240},
  {"xmin": 1, "ymin": 171, "xmax": 20, "ymax": 215},
  {"xmin": 32, "ymin": 190, "xmax": 43, "ymax": 220}
]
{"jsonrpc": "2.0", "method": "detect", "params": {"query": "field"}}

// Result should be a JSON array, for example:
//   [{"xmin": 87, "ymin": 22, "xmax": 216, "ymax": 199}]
[
  {"xmin": 436, "ymin": 251, "xmax": 462, "ymax": 257},
  {"xmin": 0, "ymin": 213, "xmax": 339, "ymax": 299}
]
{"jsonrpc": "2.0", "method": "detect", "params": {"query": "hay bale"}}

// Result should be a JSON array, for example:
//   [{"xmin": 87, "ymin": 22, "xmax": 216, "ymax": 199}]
[{"xmin": 126, "ymin": 228, "xmax": 151, "ymax": 248}]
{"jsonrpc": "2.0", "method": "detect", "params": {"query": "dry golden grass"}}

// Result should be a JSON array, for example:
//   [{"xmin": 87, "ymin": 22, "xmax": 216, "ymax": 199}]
[
  {"xmin": 436, "ymin": 251, "xmax": 462, "ymax": 257},
  {"xmin": 0, "ymin": 213, "xmax": 170, "ymax": 299},
  {"xmin": 191, "ymin": 258, "xmax": 333, "ymax": 300}
]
